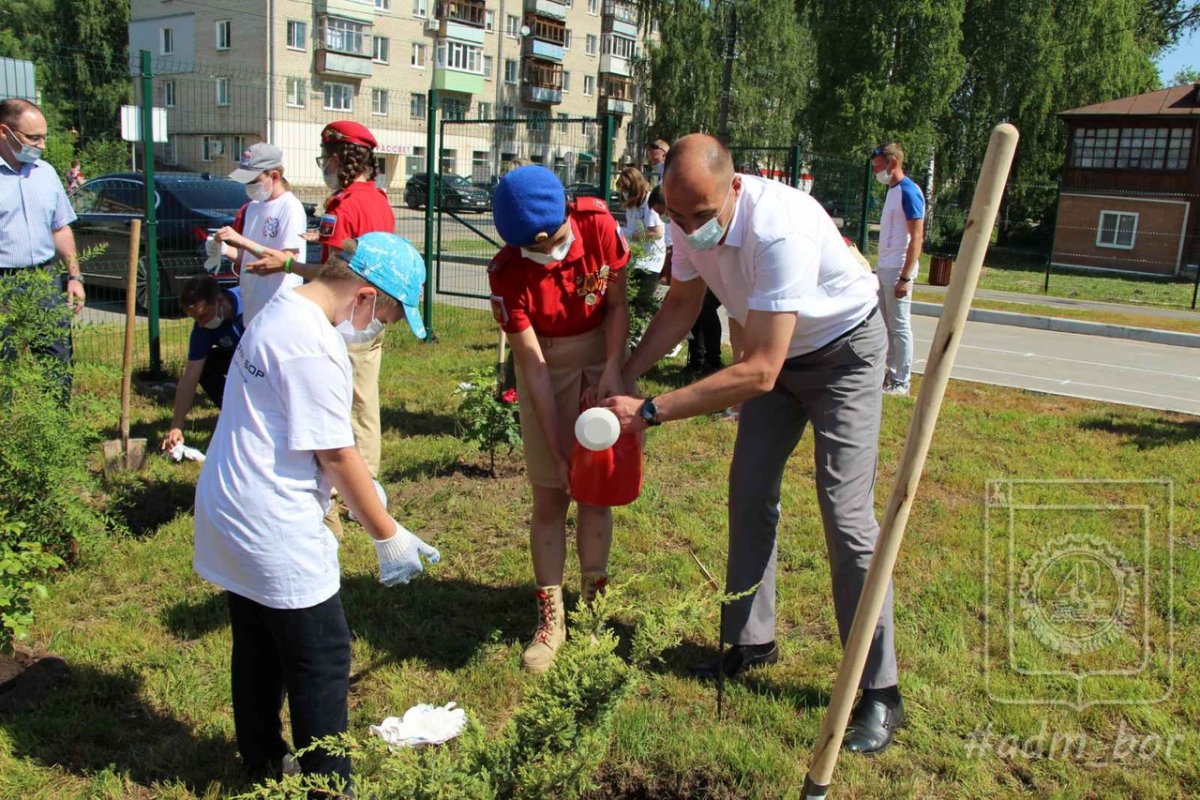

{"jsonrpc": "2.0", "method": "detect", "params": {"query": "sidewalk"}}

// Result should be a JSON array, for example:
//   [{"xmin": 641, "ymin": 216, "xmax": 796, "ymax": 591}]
[{"xmin": 917, "ymin": 283, "xmax": 1198, "ymax": 321}]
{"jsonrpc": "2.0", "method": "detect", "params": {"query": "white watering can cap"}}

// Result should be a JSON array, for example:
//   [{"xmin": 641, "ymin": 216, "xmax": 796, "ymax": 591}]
[{"xmin": 575, "ymin": 407, "xmax": 620, "ymax": 451}]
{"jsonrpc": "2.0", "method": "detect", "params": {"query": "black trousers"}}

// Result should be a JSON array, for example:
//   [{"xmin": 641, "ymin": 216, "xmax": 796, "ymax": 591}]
[
  {"xmin": 198, "ymin": 347, "xmax": 234, "ymax": 408},
  {"xmin": 688, "ymin": 289, "xmax": 724, "ymax": 370},
  {"xmin": 227, "ymin": 591, "xmax": 352, "ymax": 791}
]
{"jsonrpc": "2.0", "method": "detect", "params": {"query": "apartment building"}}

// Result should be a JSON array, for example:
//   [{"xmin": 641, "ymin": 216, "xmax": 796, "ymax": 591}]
[{"xmin": 127, "ymin": 0, "xmax": 653, "ymax": 196}]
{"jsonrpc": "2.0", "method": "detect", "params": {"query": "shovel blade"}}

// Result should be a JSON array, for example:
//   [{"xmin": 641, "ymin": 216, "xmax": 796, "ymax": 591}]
[
  {"xmin": 124, "ymin": 438, "xmax": 148, "ymax": 471},
  {"xmin": 102, "ymin": 438, "xmax": 148, "ymax": 475}
]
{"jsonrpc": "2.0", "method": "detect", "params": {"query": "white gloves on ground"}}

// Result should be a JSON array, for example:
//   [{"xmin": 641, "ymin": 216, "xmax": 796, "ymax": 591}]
[
  {"xmin": 168, "ymin": 442, "xmax": 206, "ymax": 462},
  {"xmin": 374, "ymin": 521, "xmax": 440, "ymax": 586},
  {"xmin": 349, "ymin": 480, "xmax": 388, "ymax": 522},
  {"xmin": 370, "ymin": 703, "xmax": 466, "ymax": 750}
]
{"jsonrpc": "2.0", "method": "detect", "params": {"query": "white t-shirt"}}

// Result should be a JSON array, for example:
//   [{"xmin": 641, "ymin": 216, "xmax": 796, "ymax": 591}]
[
  {"xmin": 193, "ymin": 289, "xmax": 355, "ymax": 610},
  {"xmin": 622, "ymin": 197, "xmax": 667, "ymax": 274},
  {"xmin": 238, "ymin": 192, "xmax": 307, "ymax": 324},
  {"xmin": 877, "ymin": 177, "xmax": 925, "ymax": 271},
  {"xmin": 671, "ymin": 174, "xmax": 880, "ymax": 358}
]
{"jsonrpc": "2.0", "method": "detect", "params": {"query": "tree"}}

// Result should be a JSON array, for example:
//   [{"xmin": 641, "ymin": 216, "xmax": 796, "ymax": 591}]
[
  {"xmin": 1171, "ymin": 65, "xmax": 1200, "ymax": 84},
  {"xmin": 48, "ymin": 0, "xmax": 131, "ymax": 143}
]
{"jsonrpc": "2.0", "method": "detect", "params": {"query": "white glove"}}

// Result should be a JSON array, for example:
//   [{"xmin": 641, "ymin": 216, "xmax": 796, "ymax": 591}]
[
  {"xmin": 374, "ymin": 522, "xmax": 440, "ymax": 587},
  {"xmin": 204, "ymin": 235, "xmax": 223, "ymax": 270},
  {"xmin": 349, "ymin": 480, "xmax": 387, "ymax": 522}
]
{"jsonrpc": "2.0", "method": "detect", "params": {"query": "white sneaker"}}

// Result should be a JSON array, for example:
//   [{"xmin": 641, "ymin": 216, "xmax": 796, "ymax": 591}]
[
  {"xmin": 666, "ymin": 343, "xmax": 683, "ymax": 359},
  {"xmin": 883, "ymin": 384, "xmax": 910, "ymax": 397}
]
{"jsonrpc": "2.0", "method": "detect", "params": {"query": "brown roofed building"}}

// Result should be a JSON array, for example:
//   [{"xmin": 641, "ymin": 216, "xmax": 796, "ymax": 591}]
[{"xmin": 1052, "ymin": 83, "xmax": 1199, "ymax": 276}]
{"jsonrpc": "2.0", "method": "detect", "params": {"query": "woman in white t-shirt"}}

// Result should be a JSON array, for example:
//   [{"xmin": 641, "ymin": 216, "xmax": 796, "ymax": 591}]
[
  {"xmin": 193, "ymin": 233, "xmax": 435, "ymax": 788},
  {"xmin": 210, "ymin": 142, "xmax": 307, "ymax": 324},
  {"xmin": 617, "ymin": 167, "xmax": 666, "ymax": 277}
]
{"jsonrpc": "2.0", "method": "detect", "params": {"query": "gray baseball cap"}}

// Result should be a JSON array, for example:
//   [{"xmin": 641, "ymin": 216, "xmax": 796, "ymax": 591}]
[{"xmin": 228, "ymin": 142, "xmax": 284, "ymax": 183}]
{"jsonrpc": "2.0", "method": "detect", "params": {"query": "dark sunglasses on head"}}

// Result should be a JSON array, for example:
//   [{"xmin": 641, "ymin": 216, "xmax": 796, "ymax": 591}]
[{"xmin": 870, "ymin": 146, "xmax": 888, "ymax": 158}]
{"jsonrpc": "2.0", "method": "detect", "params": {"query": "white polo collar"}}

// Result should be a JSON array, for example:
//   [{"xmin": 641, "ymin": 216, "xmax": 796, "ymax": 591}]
[{"xmin": 720, "ymin": 177, "xmax": 747, "ymax": 249}]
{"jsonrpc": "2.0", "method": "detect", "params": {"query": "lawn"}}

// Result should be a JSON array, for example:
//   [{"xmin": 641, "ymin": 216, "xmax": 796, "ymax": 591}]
[{"xmin": 2, "ymin": 310, "xmax": 1198, "ymax": 799}]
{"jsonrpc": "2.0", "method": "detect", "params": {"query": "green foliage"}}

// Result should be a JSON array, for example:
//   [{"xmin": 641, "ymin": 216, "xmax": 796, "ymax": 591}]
[
  {"xmin": 0, "ymin": 257, "xmax": 110, "ymax": 558},
  {"xmin": 1170, "ymin": 65, "xmax": 1200, "ymax": 85},
  {"xmin": 0, "ymin": 512, "xmax": 64, "ymax": 654},
  {"xmin": 625, "ymin": 234, "xmax": 661, "ymax": 344},
  {"xmin": 455, "ymin": 368, "xmax": 522, "ymax": 476}
]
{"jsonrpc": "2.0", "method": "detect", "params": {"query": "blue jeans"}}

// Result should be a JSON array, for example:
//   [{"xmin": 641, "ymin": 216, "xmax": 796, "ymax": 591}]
[{"xmin": 876, "ymin": 268, "xmax": 912, "ymax": 389}]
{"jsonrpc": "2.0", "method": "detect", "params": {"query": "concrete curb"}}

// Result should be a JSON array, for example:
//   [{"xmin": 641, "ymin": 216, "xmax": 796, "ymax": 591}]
[{"xmin": 912, "ymin": 302, "xmax": 1200, "ymax": 349}]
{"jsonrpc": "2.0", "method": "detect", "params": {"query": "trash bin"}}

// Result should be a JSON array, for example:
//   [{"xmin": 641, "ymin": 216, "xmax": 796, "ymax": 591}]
[{"xmin": 928, "ymin": 254, "xmax": 953, "ymax": 287}]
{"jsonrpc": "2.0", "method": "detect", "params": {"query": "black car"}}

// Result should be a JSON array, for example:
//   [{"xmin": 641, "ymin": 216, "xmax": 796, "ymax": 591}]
[
  {"xmin": 70, "ymin": 172, "xmax": 319, "ymax": 308},
  {"xmin": 403, "ymin": 173, "xmax": 491, "ymax": 213}
]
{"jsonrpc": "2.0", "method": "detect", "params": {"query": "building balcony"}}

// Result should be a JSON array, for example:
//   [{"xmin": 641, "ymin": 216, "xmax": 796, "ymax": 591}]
[
  {"xmin": 599, "ymin": 54, "xmax": 631, "ymax": 77},
  {"xmin": 433, "ymin": 65, "xmax": 485, "ymax": 93},
  {"xmin": 437, "ymin": 0, "xmax": 486, "ymax": 27},
  {"xmin": 600, "ymin": 96, "xmax": 632, "ymax": 115},
  {"xmin": 603, "ymin": 0, "xmax": 638, "ymax": 24},
  {"xmin": 315, "ymin": 0, "xmax": 374, "ymax": 23},
  {"xmin": 527, "ymin": 0, "xmax": 568, "ymax": 22},
  {"xmin": 522, "ymin": 37, "xmax": 565, "ymax": 62},
  {"xmin": 440, "ymin": 19, "xmax": 485, "ymax": 44},
  {"xmin": 315, "ymin": 49, "xmax": 373, "ymax": 79},
  {"xmin": 522, "ymin": 83, "xmax": 563, "ymax": 105}
]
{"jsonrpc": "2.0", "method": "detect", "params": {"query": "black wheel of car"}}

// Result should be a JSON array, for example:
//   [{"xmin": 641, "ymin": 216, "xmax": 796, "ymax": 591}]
[
  {"xmin": 135, "ymin": 256, "xmax": 149, "ymax": 313},
  {"xmin": 406, "ymin": 194, "xmax": 421, "ymax": 210}
]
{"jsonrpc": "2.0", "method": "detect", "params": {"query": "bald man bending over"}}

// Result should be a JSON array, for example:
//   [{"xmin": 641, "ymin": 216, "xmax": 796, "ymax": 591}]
[{"xmin": 603, "ymin": 134, "xmax": 903, "ymax": 755}]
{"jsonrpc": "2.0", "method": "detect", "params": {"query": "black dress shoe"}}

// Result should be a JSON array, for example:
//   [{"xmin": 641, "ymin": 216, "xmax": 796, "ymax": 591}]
[
  {"xmin": 843, "ymin": 694, "xmax": 905, "ymax": 756},
  {"xmin": 689, "ymin": 642, "xmax": 778, "ymax": 680}
]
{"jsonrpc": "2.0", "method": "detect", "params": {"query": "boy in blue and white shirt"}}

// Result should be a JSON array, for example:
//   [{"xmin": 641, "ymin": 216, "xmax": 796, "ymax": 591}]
[{"xmin": 871, "ymin": 142, "xmax": 925, "ymax": 396}]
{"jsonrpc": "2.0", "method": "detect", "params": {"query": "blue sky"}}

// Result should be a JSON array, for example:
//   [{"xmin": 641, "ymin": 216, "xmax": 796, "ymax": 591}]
[{"xmin": 1156, "ymin": 25, "xmax": 1198, "ymax": 85}]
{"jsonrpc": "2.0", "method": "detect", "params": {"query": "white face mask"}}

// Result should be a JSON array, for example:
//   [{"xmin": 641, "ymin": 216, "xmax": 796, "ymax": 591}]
[
  {"xmin": 323, "ymin": 158, "xmax": 342, "ymax": 192},
  {"xmin": 337, "ymin": 293, "xmax": 385, "ymax": 344},
  {"xmin": 684, "ymin": 184, "xmax": 734, "ymax": 252},
  {"xmin": 874, "ymin": 169, "xmax": 892, "ymax": 186},
  {"xmin": 246, "ymin": 177, "xmax": 273, "ymax": 202},
  {"xmin": 521, "ymin": 230, "xmax": 575, "ymax": 266},
  {"xmin": 202, "ymin": 314, "xmax": 224, "ymax": 330}
]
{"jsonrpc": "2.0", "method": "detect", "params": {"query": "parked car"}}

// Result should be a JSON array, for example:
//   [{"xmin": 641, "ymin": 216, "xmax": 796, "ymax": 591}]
[
  {"xmin": 403, "ymin": 173, "xmax": 492, "ymax": 213},
  {"xmin": 564, "ymin": 182, "xmax": 622, "ymax": 214},
  {"xmin": 69, "ymin": 172, "xmax": 320, "ymax": 309}
]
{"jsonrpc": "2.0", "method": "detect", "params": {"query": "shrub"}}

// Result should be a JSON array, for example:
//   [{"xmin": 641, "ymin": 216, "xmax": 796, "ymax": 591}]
[
  {"xmin": 0, "ymin": 512, "xmax": 65, "ymax": 654},
  {"xmin": 455, "ymin": 368, "xmax": 522, "ymax": 476}
]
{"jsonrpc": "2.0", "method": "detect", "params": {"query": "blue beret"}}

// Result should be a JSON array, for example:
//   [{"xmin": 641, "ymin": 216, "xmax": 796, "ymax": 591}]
[{"xmin": 492, "ymin": 166, "xmax": 567, "ymax": 248}]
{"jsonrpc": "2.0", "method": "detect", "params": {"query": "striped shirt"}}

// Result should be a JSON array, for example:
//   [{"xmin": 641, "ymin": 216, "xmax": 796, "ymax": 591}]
[{"xmin": 0, "ymin": 158, "xmax": 77, "ymax": 268}]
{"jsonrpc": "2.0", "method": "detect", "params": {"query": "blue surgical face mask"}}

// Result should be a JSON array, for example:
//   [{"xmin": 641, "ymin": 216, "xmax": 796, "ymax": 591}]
[
  {"xmin": 5, "ymin": 127, "xmax": 42, "ymax": 164},
  {"xmin": 685, "ymin": 183, "xmax": 734, "ymax": 252}
]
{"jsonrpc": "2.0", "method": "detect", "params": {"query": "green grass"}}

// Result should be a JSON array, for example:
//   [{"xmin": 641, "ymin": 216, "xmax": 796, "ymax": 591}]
[{"xmin": 3, "ymin": 312, "xmax": 1199, "ymax": 798}]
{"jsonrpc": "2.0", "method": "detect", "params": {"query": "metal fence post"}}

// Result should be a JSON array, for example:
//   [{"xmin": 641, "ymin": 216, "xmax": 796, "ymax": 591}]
[
  {"xmin": 790, "ymin": 144, "xmax": 802, "ymax": 188},
  {"xmin": 600, "ymin": 115, "xmax": 615, "ymax": 201},
  {"xmin": 1045, "ymin": 178, "xmax": 1061, "ymax": 294},
  {"xmin": 140, "ymin": 50, "xmax": 161, "ymax": 376},
  {"xmin": 857, "ymin": 160, "xmax": 871, "ymax": 255},
  {"xmin": 422, "ymin": 87, "xmax": 438, "ymax": 340}
]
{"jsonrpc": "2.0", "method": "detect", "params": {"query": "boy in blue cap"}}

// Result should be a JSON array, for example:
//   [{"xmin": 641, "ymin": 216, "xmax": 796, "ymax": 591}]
[
  {"xmin": 193, "ymin": 232, "xmax": 438, "ymax": 790},
  {"xmin": 488, "ymin": 165, "xmax": 631, "ymax": 673}
]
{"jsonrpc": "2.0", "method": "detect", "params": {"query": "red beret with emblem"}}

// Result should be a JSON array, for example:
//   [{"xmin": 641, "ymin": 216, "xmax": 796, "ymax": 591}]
[{"xmin": 321, "ymin": 121, "xmax": 377, "ymax": 149}]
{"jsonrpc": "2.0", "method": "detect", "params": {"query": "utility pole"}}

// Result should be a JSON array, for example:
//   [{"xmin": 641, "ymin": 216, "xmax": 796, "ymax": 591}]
[{"xmin": 717, "ymin": 2, "xmax": 736, "ymax": 139}]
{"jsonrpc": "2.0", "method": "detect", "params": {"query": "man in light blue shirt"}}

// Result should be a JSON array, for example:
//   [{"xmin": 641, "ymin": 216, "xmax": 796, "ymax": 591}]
[
  {"xmin": 871, "ymin": 142, "xmax": 925, "ymax": 396},
  {"xmin": 0, "ymin": 98, "xmax": 84, "ymax": 380}
]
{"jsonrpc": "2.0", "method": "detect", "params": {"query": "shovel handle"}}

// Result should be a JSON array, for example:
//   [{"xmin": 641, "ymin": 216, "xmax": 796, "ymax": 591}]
[{"xmin": 121, "ymin": 219, "xmax": 142, "ymax": 448}]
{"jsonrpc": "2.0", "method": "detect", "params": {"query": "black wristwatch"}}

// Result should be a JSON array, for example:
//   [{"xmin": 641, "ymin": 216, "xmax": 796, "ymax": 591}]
[
  {"xmin": 898, "ymin": 275, "xmax": 913, "ymax": 283},
  {"xmin": 638, "ymin": 397, "xmax": 661, "ymax": 427}
]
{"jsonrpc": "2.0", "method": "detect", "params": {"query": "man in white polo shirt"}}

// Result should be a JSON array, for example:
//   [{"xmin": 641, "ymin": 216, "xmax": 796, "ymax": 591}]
[{"xmin": 604, "ymin": 134, "xmax": 903, "ymax": 755}]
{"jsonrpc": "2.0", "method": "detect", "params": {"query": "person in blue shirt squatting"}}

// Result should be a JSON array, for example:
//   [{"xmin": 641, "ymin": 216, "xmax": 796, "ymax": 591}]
[
  {"xmin": 192, "ymin": 233, "xmax": 439, "ymax": 790},
  {"xmin": 160, "ymin": 275, "xmax": 245, "ymax": 453}
]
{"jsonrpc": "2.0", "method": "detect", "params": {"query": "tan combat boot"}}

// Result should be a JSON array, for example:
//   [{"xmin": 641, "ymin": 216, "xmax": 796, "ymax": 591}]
[
  {"xmin": 581, "ymin": 571, "xmax": 608, "ymax": 607},
  {"xmin": 522, "ymin": 585, "xmax": 566, "ymax": 674}
]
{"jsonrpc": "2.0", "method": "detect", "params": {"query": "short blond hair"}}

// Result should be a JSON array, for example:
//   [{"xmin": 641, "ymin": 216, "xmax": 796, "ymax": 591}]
[{"xmin": 873, "ymin": 142, "xmax": 904, "ymax": 165}]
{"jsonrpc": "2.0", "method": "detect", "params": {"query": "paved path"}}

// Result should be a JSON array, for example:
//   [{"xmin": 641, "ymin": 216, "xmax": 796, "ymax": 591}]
[
  {"xmin": 918, "ymin": 284, "xmax": 1199, "ymax": 321},
  {"xmin": 910, "ymin": 315, "xmax": 1200, "ymax": 416}
]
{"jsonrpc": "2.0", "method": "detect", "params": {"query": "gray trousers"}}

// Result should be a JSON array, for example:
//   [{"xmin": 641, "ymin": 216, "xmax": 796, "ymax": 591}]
[{"xmin": 724, "ymin": 311, "xmax": 897, "ymax": 689}]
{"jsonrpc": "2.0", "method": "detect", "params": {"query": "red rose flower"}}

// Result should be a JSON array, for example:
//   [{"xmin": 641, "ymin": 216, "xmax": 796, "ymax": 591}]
[{"xmin": 501, "ymin": 388, "xmax": 518, "ymax": 404}]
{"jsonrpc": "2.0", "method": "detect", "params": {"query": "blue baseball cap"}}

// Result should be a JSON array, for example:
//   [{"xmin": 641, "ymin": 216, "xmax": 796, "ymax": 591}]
[
  {"xmin": 342, "ymin": 232, "xmax": 427, "ymax": 340},
  {"xmin": 492, "ymin": 165, "xmax": 567, "ymax": 248}
]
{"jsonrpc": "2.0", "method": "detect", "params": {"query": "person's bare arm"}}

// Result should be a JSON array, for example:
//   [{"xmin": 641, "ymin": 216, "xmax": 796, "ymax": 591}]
[
  {"xmin": 596, "ymin": 270, "xmax": 630, "ymax": 401},
  {"xmin": 216, "ymin": 226, "xmax": 314, "ymax": 278},
  {"xmin": 629, "ymin": 224, "xmax": 664, "ymax": 242},
  {"xmin": 896, "ymin": 217, "xmax": 924, "ymax": 298},
  {"xmin": 161, "ymin": 358, "xmax": 206, "ymax": 450},
  {"xmin": 509, "ymin": 327, "xmax": 572, "ymax": 488},
  {"xmin": 52, "ymin": 225, "xmax": 84, "ymax": 313},
  {"xmin": 315, "ymin": 446, "xmax": 395, "ymax": 541}
]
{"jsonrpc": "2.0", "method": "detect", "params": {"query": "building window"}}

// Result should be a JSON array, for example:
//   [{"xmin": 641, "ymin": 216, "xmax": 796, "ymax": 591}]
[
  {"xmin": 163, "ymin": 80, "xmax": 176, "ymax": 108},
  {"xmin": 160, "ymin": 27, "xmax": 174, "ymax": 55},
  {"xmin": 483, "ymin": 55, "xmax": 494, "ymax": 79},
  {"xmin": 232, "ymin": 135, "xmax": 246, "ymax": 157},
  {"xmin": 603, "ymin": 33, "xmax": 636, "ymax": 59},
  {"xmin": 588, "ymin": 0, "xmax": 598, "ymax": 14},
  {"xmin": 530, "ymin": 16, "xmax": 567, "ymax": 45},
  {"xmin": 1116, "ymin": 127, "xmax": 1169, "ymax": 170},
  {"xmin": 373, "ymin": 35, "xmax": 390, "ymax": 63},
  {"xmin": 411, "ymin": 92, "xmax": 426, "ymax": 118},
  {"xmin": 216, "ymin": 77, "xmax": 231, "ymax": 106},
  {"xmin": 164, "ymin": 135, "xmax": 178, "ymax": 165},
  {"xmin": 437, "ymin": 41, "xmax": 483, "ymax": 73},
  {"xmin": 287, "ymin": 77, "xmax": 307, "ymax": 107},
  {"xmin": 477, "ymin": 101, "xmax": 492, "ymax": 119},
  {"xmin": 565, "ymin": 30, "xmax": 572, "ymax": 50},
  {"xmin": 412, "ymin": 42, "xmax": 427, "ymax": 68},
  {"xmin": 585, "ymin": 34, "xmax": 597, "ymax": 55},
  {"xmin": 407, "ymin": 146, "xmax": 425, "ymax": 179},
  {"xmin": 377, "ymin": 0, "xmax": 392, "ymax": 9},
  {"xmin": 216, "ymin": 20, "xmax": 232, "ymax": 50},
  {"xmin": 323, "ymin": 17, "xmax": 368, "ymax": 56},
  {"xmin": 583, "ymin": 75, "xmax": 595, "ymax": 96},
  {"xmin": 504, "ymin": 58, "xmax": 518, "ymax": 84},
  {"xmin": 485, "ymin": 10, "xmax": 495, "ymax": 32},
  {"xmin": 201, "ymin": 136, "xmax": 223, "ymax": 162},
  {"xmin": 287, "ymin": 20, "xmax": 307, "ymax": 50},
  {"xmin": 506, "ymin": 14, "xmax": 520, "ymax": 37},
  {"xmin": 472, "ymin": 150, "xmax": 489, "ymax": 180},
  {"xmin": 1096, "ymin": 211, "xmax": 1138, "ymax": 250},
  {"xmin": 372, "ymin": 88, "xmax": 389, "ymax": 115},
  {"xmin": 413, "ymin": 0, "xmax": 428, "ymax": 17},
  {"xmin": 557, "ymin": 112, "xmax": 569, "ymax": 132},
  {"xmin": 442, "ymin": 97, "xmax": 467, "ymax": 120},
  {"xmin": 441, "ymin": 148, "xmax": 456, "ymax": 174},
  {"xmin": 1166, "ymin": 128, "xmax": 1193, "ymax": 170},
  {"xmin": 324, "ymin": 82, "xmax": 354, "ymax": 111},
  {"xmin": 561, "ymin": 71, "xmax": 570, "ymax": 92}
]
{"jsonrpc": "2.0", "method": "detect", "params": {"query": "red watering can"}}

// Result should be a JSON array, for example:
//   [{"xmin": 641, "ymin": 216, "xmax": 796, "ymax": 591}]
[{"xmin": 569, "ymin": 406, "xmax": 643, "ymax": 507}]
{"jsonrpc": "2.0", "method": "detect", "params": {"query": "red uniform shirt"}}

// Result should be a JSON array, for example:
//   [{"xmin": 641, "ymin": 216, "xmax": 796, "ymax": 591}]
[
  {"xmin": 488, "ymin": 198, "xmax": 630, "ymax": 338},
  {"xmin": 318, "ymin": 180, "xmax": 396, "ymax": 262}
]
